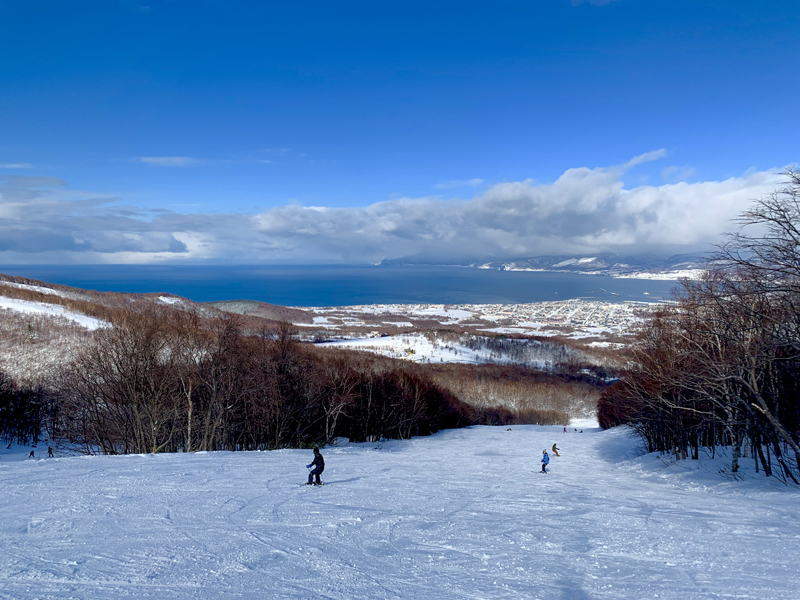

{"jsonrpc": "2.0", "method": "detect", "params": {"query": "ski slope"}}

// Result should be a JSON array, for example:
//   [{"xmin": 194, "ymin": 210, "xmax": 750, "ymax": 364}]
[{"xmin": 1, "ymin": 425, "xmax": 798, "ymax": 600}]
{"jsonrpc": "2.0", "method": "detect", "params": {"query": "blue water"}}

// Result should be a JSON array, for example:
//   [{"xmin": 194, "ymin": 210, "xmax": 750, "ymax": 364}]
[{"xmin": 0, "ymin": 265, "xmax": 679, "ymax": 306}]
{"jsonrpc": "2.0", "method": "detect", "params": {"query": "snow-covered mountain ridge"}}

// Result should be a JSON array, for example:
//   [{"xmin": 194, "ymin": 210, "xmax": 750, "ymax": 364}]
[{"xmin": 379, "ymin": 252, "xmax": 708, "ymax": 278}]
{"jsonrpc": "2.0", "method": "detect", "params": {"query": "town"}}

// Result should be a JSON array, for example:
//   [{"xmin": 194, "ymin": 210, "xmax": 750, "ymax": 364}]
[{"xmin": 300, "ymin": 299, "xmax": 657, "ymax": 345}]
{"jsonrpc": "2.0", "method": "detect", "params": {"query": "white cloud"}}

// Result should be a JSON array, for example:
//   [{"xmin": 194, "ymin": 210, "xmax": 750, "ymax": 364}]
[
  {"xmin": 624, "ymin": 149, "xmax": 667, "ymax": 169},
  {"xmin": 661, "ymin": 165, "xmax": 696, "ymax": 183},
  {"xmin": 0, "ymin": 163, "xmax": 33, "ymax": 169},
  {"xmin": 0, "ymin": 157, "xmax": 788, "ymax": 264},
  {"xmin": 250, "ymin": 163, "xmax": 782, "ymax": 261}
]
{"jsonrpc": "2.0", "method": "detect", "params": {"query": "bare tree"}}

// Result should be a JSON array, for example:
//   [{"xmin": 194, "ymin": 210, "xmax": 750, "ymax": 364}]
[{"xmin": 601, "ymin": 170, "xmax": 800, "ymax": 482}]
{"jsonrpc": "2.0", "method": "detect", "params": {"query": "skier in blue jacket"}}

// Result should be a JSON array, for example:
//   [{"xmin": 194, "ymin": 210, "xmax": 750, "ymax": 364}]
[
  {"xmin": 541, "ymin": 450, "xmax": 550, "ymax": 473},
  {"xmin": 306, "ymin": 447, "xmax": 325, "ymax": 485}
]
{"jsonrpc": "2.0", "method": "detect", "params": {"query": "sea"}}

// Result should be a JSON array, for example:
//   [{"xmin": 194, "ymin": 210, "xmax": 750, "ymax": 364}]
[{"xmin": 0, "ymin": 265, "xmax": 680, "ymax": 307}]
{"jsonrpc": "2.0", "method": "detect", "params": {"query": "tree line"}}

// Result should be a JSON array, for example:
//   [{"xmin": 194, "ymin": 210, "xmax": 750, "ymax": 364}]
[
  {"xmin": 48, "ymin": 311, "xmax": 479, "ymax": 454},
  {"xmin": 0, "ymin": 371, "xmax": 54, "ymax": 445},
  {"xmin": 599, "ymin": 170, "xmax": 800, "ymax": 483},
  {"xmin": 0, "ymin": 305, "xmax": 489, "ymax": 453},
  {"xmin": 1, "ymin": 303, "xmax": 608, "ymax": 455}
]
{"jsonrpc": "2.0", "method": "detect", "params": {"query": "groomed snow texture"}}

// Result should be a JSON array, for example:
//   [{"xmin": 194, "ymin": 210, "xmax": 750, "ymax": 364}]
[{"xmin": 1, "ymin": 425, "xmax": 798, "ymax": 599}]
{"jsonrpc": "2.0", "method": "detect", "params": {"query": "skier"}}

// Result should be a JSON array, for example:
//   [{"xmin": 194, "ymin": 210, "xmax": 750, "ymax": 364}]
[
  {"xmin": 306, "ymin": 447, "xmax": 325, "ymax": 485},
  {"xmin": 563, "ymin": 427, "xmax": 567, "ymax": 433},
  {"xmin": 552, "ymin": 443, "xmax": 560, "ymax": 457},
  {"xmin": 541, "ymin": 449, "xmax": 550, "ymax": 473}
]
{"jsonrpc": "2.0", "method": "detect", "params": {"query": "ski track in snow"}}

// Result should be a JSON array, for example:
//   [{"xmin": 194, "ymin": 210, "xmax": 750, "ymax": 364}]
[{"xmin": 1, "ymin": 426, "xmax": 798, "ymax": 600}]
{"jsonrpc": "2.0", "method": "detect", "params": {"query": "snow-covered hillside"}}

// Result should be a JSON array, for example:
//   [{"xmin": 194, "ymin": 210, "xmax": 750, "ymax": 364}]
[
  {"xmin": 318, "ymin": 332, "xmax": 587, "ymax": 368},
  {"xmin": 1, "ymin": 424, "xmax": 798, "ymax": 599},
  {"xmin": 319, "ymin": 333, "xmax": 501, "ymax": 364},
  {"xmin": 0, "ymin": 296, "xmax": 105, "ymax": 330}
]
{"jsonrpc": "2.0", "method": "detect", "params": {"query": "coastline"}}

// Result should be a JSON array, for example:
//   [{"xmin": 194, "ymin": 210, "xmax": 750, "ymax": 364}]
[
  {"xmin": 476, "ymin": 266, "xmax": 703, "ymax": 280},
  {"xmin": 0, "ymin": 265, "xmax": 681, "ymax": 306}
]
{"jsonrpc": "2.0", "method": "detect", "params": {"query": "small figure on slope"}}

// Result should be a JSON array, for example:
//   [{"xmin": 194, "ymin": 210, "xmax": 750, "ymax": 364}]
[
  {"xmin": 552, "ymin": 443, "xmax": 560, "ymax": 457},
  {"xmin": 541, "ymin": 449, "xmax": 550, "ymax": 473},
  {"xmin": 306, "ymin": 447, "xmax": 325, "ymax": 485}
]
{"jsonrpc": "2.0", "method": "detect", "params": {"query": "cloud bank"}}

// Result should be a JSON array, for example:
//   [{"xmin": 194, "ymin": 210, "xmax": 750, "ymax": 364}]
[{"xmin": 0, "ymin": 158, "xmax": 786, "ymax": 264}]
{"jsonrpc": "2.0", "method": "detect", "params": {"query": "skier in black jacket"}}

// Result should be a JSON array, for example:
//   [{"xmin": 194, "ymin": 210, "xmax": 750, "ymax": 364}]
[{"xmin": 306, "ymin": 447, "xmax": 325, "ymax": 485}]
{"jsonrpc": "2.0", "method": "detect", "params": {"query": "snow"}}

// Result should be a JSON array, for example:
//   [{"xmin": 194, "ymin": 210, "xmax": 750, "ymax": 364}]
[
  {"xmin": 0, "ymin": 296, "xmax": 105, "ymax": 330},
  {"xmin": 587, "ymin": 341, "xmax": 625, "ymax": 349},
  {"xmin": 477, "ymin": 326, "xmax": 556, "ymax": 336},
  {"xmin": 553, "ymin": 257, "xmax": 597, "ymax": 267},
  {"xmin": 319, "ymin": 334, "xmax": 493, "ymax": 363},
  {"xmin": 310, "ymin": 305, "xmax": 476, "ymax": 321},
  {"xmin": 0, "ymin": 281, "xmax": 70, "ymax": 298},
  {"xmin": 613, "ymin": 269, "xmax": 704, "ymax": 281},
  {"xmin": 407, "ymin": 307, "xmax": 473, "ymax": 319},
  {"xmin": 1, "ymin": 426, "xmax": 798, "ymax": 599}
]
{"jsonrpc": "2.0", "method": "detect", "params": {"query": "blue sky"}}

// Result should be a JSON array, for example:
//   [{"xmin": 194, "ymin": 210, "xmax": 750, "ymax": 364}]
[{"xmin": 0, "ymin": 0, "xmax": 797, "ymax": 264}]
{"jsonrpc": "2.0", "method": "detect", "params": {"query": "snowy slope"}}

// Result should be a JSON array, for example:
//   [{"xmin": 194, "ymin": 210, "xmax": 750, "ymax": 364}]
[
  {"xmin": 1, "ymin": 426, "xmax": 798, "ymax": 600},
  {"xmin": 0, "ymin": 296, "xmax": 104, "ymax": 330},
  {"xmin": 319, "ymin": 334, "xmax": 495, "ymax": 364}
]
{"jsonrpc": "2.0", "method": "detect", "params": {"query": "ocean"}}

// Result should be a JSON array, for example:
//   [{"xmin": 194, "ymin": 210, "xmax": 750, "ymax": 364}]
[{"xmin": 0, "ymin": 264, "xmax": 680, "ymax": 307}]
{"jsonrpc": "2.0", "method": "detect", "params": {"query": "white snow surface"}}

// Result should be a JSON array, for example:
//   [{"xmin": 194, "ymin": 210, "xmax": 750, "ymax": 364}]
[
  {"xmin": 552, "ymin": 257, "xmax": 598, "ymax": 268},
  {"xmin": 613, "ymin": 269, "xmax": 704, "ymax": 280},
  {"xmin": 319, "ymin": 334, "xmax": 491, "ymax": 363},
  {"xmin": 0, "ymin": 296, "xmax": 105, "ymax": 330},
  {"xmin": 1, "ymin": 425, "xmax": 798, "ymax": 600}
]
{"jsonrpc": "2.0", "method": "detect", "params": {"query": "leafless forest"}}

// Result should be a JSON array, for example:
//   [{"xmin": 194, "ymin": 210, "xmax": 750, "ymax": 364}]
[
  {"xmin": 599, "ymin": 170, "xmax": 800, "ymax": 483},
  {"xmin": 0, "ymin": 287, "xmax": 610, "ymax": 454}
]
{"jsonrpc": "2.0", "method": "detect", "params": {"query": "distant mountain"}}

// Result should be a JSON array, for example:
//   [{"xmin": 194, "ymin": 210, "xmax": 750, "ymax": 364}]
[{"xmin": 378, "ymin": 253, "xmax": 709, "ymax": 276}]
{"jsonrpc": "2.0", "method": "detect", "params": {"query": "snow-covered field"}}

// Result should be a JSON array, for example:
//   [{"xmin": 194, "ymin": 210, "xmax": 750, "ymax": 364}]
[
  {"xmin": 613, "ymin": 269, "xmax": 705, "ymax": 281},
  {"xmin": 319, "ymin": 334, "xmax": 498, "ymax": 364},
  {"xmin": 2, "ymin": 425, "xmax": 798, "ymax": 600}
]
